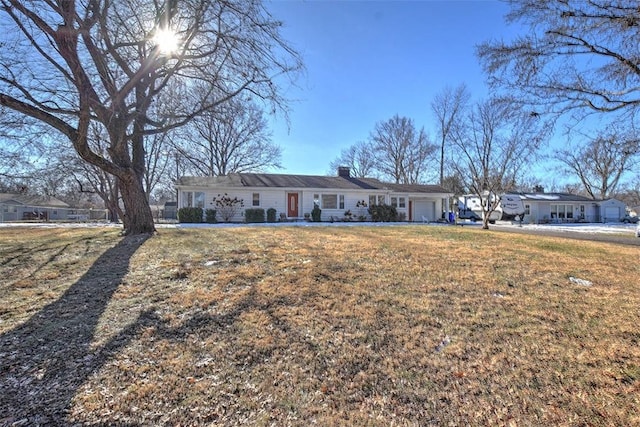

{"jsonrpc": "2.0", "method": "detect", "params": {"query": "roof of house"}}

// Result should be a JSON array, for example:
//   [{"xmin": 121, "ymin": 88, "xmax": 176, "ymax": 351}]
[
  {"xmin": 0, "ymin": 193, "xmax": 70, "ymax": 207},
  {"xmin": 517, "ymin": 192, "xmax": 603, "ymax": 202},
  {"xmin": 176, "ymin": 173, "xmax": 451, "ymax": 194}
]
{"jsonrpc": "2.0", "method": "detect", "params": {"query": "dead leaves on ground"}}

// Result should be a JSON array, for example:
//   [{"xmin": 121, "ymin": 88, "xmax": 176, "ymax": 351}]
[{"xmin": 1, "ymin": 227, "xmax": 639, "ymax": 426}]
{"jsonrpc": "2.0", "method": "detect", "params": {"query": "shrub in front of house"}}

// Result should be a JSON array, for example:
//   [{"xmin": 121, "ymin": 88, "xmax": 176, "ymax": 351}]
[
  {"xmin": 205, "ymin": 209, "xmax": 217, "ymax": 223},
  {"xmin": 267, "ymin": 208, "xmax": 277, "ymax": 223},
  {"xmin": 368, "ymin": 204, "xmax": 398, "ymax": 222},
  {"xmin": 311, "ymin": 204, "xmax": 322, "ymax": 222},
  {"xmin": 178, "ymin": 207, "xmax": 203, "ymax": 223},
  {"xmin": 212, "ymin": 193, "xmax": 244, "ymax": 222},
  {"xmin": 245, "ymin": 208, "xmax": 266, "ymax": 223}
]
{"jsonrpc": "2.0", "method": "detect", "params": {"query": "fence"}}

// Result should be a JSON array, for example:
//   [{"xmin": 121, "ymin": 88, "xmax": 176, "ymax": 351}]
[{"xmin": 0, "ymin": 204, "xmax": 109, "ymax": 223}]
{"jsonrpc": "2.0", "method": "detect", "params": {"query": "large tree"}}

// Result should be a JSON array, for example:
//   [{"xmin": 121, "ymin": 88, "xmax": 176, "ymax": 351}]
[
  {"xmin": 369, "ymin": 115, "xmax": 437, "ymax": 184},
  {"xmin": 449, "ymin": 98, "xmax": 546, "ymax": 229},
  {"xmin": 0, "ymin": 0, "xmax": 302, "ymax": 234},
  {"xmin": 431, "ymin": 84, "xmax": 470, "ymax": 185},
  {"xmin": 556, "ymin": 129, "xmax": 640, "ymax": 200},
  {"xmin": 328, "ymin": 140, "xmax": 376, "ymax": 178},
  {"xmin": 477, "ymin": 0, "xmax": 640, "ymax": 119},
  {"xmin": 180, "ymin": 97, "xmax": 281, "ymax": 176}
]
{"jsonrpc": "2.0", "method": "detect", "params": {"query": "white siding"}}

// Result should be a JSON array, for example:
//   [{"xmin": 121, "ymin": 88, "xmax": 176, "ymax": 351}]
[{"xmin": 299, "ymin": 190, "xmax": 379, "ymax": 221}]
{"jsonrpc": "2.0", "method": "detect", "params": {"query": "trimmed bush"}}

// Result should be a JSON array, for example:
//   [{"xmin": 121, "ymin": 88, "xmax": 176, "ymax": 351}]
[
  {"xmin": 368, "ymin": 204, "xmax": 398, "ymax": 222},
  {"xmin": 205, "ymin": 209, "xmax": 217, "ymax": 223},
  {"xmin": 178, "ymin": 207, "xmax": 203, "ymax": 223},
  {"xmin": 267, "ymin": 208, "xmax": 277, "ymax": 223},
  {"xmin": 245, "ymin": 208, "xmax": 266, "ymax": 223},
  {"xmin": 311, "ymin": 204, "xmax": 322, "ymax": 222}
]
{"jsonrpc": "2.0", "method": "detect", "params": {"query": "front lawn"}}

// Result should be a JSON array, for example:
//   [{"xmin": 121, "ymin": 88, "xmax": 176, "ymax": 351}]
[{"xmin": 1, "ymin": 226, "xmax": 638, "ymax": 426}]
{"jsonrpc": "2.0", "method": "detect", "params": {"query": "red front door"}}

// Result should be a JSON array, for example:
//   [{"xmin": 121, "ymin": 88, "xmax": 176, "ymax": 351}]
[{"xmin": 287, "ymin": 193, "xmax": 299, "ymax": 218}]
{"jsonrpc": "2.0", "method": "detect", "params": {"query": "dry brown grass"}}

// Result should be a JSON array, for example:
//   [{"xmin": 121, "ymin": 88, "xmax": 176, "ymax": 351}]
[{"xmin": 1, "ymin": 225, "xmax": 639, "ymax": 426}]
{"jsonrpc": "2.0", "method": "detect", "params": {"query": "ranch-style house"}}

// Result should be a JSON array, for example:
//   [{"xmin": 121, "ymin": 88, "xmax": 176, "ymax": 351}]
[
  {"xmin": 516, "ymin": 192, "xmax": 627, "ymax": 224},
  {"xmin": 175, "ymin": 167, "xmax": 453, "ymax": 222}
]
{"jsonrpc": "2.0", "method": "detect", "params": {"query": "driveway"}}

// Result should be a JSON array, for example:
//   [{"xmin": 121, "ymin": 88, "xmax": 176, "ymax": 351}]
[{"xmin": 491, "ymin": 222, "xmax": 640, "ymax": 247}]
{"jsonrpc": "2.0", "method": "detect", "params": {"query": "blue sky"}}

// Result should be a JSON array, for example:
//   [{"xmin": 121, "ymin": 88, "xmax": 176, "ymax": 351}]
[{"xmin": 265, "ymin": 0, "xmax": 515, "ymax": 177}]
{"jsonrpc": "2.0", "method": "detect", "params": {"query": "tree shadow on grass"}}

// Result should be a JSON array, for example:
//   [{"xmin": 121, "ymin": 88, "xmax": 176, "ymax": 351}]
[{"xmin": 0, "ymin": 234, "xmax": 151, "ymax": 426}]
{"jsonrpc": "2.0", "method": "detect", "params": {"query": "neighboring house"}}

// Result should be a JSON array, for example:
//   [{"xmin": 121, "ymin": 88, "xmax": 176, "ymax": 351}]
[
  {"xmin": 175, "ymin": 167, "xmax": 453, "ymax": 222},
  {"xmin": 0, "ymin": 193, "xmax": 70, "ymax": 222},
  {"xmin": 511, "ymin": 192, "xmax": 627, "ymax": 224}
]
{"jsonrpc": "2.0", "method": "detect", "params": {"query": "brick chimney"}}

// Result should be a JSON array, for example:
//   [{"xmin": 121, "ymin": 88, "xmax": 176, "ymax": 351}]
[{"xmin": 338, "ymin": 166, "xmax": 351, "ymax": 178}]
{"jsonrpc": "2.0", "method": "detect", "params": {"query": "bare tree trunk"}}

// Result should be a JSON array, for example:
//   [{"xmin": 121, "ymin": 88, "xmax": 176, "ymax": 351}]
[
  {"xmin": 119, "ymin": 170, "xmax": 155, "ymax": 235},
  {"xmin": 439, "ymin": 143, "xmax": 445, "ymax": 186},
  {"xmin": 482, "ymin": 216, "xmax": 490, "ymax": 230}
]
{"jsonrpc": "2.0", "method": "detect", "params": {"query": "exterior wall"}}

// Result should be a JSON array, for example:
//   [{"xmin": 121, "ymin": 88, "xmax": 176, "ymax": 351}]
[
  {"xmin": 178, "ymin": 187, "xmax": 365, "ymax": 222},
  {"xmin": 180, "ymin": 188, "xmax": 285, "ymax": 222},
  {"xmin": 297, "ymin": 190, "xmax": 386, "ymax": 222},
  {"xmin": 524, "ymin": 201, "xmax": 599, "ymax": 224}
]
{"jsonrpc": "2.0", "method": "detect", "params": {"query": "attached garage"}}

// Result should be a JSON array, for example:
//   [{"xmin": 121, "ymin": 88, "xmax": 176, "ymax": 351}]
[
  {"xmin": 600, "ymin": 199, "xmax": 625, "ymax": 223},
  {"xmin": 413, "ymin": 200, "xmax": 436, "ymax": 222},
  {"xmin": 603, "ymin": 207, "xmax": 620, "ymax": 222}
]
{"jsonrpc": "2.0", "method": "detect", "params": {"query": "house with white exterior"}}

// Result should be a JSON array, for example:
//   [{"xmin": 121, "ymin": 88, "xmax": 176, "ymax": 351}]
[
  {"xmin": 513, "ymin": 192, "xmax": 626, "ymax": 224},
  {"xmin": 175, "ymin": 167, "xmax": 453, "ymax": 222}
]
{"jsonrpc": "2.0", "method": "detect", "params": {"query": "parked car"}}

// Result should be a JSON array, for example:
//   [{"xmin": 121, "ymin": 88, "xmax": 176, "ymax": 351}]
[
  {"xmin": 621, "ymin": 215, "xmax": 639, "ymax": 223},
  {"xmin": 458, "ymin": 208, "xmax": 481, "ymax": 222}
]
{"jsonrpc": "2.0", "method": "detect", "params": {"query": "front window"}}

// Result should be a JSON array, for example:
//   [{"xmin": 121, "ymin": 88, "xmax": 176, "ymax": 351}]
[
  {"xmin": 390, "ymin": 196, "xmax": 406, "ymax": 209},
  {"xmin": 182, "ymin": 191, "xmax": 205, "ymax": 208},
  {"xmin": 566, "ymin": 206, "xmax": 574, "ymax": 219},
  {"xmin": 317, "ymin": 194, "xmax": 345, "ymax": 209},
  {"xmin": 194, "ymin": 192, "xmax": 205, "ymax": 208},
  {"xmin": 524, "ymin": 204, "xmax": 531, "ymax": 215},
  {"xmin": 369, "ymin": 194, "xmax": 385, "ymax": 206},
  {"xmin": 252, "ymin": 193, "xmax": 260, "ymax": 207},
  {"xmin": 551, "ymin": 204, "xmax": 573, "ymax": 219},
  {"xmin": 321, "ymin": 194, "xmax": 338, "ymax": 209},
  {"xmin": 183, "ymin": 192, "xmax": 193, "ymax": 208}
]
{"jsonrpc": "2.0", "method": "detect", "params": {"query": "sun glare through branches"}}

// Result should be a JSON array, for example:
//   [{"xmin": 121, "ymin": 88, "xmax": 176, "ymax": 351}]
[{"xmin": 153, "ymin": 28, "xmax": 180, "ymax": 54}]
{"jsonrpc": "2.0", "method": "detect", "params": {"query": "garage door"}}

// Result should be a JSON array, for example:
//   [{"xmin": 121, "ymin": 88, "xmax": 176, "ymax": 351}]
[
  {"xmin": 414, "ymin": 201, "xmax": 436, "ymax": 222},
  {"xmin": 604, "ymin": 206, "xmax": 619, "ymax": 223}
]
